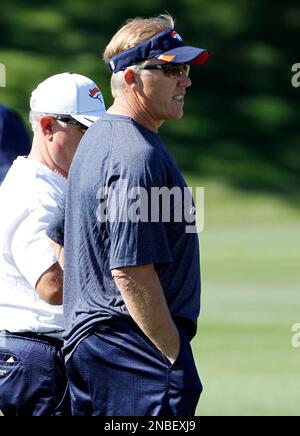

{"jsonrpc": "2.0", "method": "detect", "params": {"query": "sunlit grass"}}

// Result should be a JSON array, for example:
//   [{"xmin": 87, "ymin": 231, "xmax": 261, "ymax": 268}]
[{"xmin": 187, "ymin": 177, "xmax": 300, "ymax": 416}]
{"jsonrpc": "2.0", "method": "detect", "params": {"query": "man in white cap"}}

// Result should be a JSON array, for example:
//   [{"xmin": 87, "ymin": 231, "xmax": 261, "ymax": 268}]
[{"xmin": 0, "ymin": 72, "xmax": 105, "ymax": 416}]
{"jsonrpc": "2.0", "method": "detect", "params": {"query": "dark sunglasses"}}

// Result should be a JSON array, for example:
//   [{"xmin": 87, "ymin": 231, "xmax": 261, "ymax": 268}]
[
  {"xmin": 51, "ymin": 115, "xmax": 88, "ymax": 131},
  {"xmin": 139, "ymin": 63, "xmax": 190, "ymax": 78}
]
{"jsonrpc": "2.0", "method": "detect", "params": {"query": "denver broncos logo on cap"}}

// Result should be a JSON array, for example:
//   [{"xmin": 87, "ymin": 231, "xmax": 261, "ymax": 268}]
[
  {"xmin": 89, "ymin": 87, "xmax": 103, "ymax": 103},
  {"xmin": 171, "ymin": 31, "xmax": 183, "ymax": 42}
]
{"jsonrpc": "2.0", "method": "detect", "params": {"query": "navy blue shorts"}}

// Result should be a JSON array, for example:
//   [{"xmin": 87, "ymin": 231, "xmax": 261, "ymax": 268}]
[
  {"xmin": 66, "ymin": 318, "xmax": 202, "ymax": 416},
  {"xmin": 0, "ymin": 331, "xmax": 70, "ymax": 416}
]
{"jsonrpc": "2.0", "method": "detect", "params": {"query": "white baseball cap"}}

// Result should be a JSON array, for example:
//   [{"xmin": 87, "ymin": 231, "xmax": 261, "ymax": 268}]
[{"xmin": 30, "ymin": 72, "xmax": 106, "ymax": 127}]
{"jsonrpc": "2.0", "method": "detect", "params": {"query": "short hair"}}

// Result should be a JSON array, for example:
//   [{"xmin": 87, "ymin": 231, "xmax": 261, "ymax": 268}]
[
  {"xmin": 103, "ymin": 13, "xmax": 175, "ymax": 98},
  {"xmin": 29, "ymin": 111, "xmax": 68, "ymax": 132}
]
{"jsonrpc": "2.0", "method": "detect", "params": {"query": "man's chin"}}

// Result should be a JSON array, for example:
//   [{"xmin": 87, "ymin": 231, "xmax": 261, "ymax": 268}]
[{"xmin": 173, "ymin": 110, "xmax": 184, "ymax": 120}]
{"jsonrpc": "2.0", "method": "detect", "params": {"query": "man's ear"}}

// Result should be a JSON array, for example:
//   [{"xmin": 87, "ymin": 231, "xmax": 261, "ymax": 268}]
[
  {"xmin": 123, "ymin": 68, "xmax": 137, "ymax": 88},
  {"xmin": 39, "ymin": 116, "xmax": 55, "ymax": 141}
]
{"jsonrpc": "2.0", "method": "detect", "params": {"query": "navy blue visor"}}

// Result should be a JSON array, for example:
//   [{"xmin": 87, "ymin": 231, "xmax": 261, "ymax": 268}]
[{"xmin": 108, "ymin": 29, "xmax": 209, "ymax": 73}]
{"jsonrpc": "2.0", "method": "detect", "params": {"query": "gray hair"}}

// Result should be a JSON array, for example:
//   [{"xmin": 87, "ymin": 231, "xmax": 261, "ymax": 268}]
[
  {"xmin": 110, "ymin": 64, "xmax": 141, "ymax": 98},
  {"xmin": 29, "ymin": 111, "xmax": 68, "ymax": 131}
]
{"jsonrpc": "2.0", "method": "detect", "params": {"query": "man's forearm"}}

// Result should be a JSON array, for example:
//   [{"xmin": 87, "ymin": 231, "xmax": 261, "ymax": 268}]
[{"xmin": 111, "ymin": 264, "xmax": 180, "ymax": 364}]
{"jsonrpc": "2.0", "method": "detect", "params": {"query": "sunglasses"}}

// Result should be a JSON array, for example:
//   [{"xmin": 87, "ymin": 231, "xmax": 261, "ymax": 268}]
[
  {"xmin": 139, "ymin": 63, "xmax": 190, "ymax": 78},
  {"xmin": 51, "ymin": 115, "xmax": 88, "ymax": 131}
]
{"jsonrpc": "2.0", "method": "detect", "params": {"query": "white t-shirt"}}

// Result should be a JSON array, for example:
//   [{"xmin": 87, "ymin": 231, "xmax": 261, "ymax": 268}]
[{"xmin": 0, "ymin": 157, "xmax": 66, "ymax": 337}]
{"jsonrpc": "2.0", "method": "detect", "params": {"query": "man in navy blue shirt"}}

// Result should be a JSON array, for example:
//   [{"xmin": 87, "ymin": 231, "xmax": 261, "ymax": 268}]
[
  {"xmin": 48, "ymin": 13, "xmax": 209, "ymax": 416},
  {"xmin": 0, "ymin": 104, "xmax": 31, "ymax": 182}
]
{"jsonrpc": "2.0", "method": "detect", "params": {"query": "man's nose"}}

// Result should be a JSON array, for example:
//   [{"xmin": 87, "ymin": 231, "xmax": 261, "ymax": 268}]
[{"xmin": 178, "ymin": 73, "xmax": 192, "ymax": 88}]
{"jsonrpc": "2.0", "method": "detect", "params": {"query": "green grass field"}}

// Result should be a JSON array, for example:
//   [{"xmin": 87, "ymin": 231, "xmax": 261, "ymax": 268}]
[{"xmin": 189, "ymin": 177, "xmax": 300, "ymax": 416}]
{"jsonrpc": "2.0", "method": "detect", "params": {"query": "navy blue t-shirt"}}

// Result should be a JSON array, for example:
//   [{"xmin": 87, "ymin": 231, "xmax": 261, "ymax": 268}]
[
  {"xmin": 47, "ymin": 113, "xmax": 201, "ymax": 358},
  {"xmin": 0, "ymin": 104, "xmax": 31, "ymax": 182}
]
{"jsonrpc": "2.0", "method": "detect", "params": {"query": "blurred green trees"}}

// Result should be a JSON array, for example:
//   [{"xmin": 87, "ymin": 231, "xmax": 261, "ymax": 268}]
[{"xmin": 1, "ymin": 0, "xmax": 299, "ymax": 200}]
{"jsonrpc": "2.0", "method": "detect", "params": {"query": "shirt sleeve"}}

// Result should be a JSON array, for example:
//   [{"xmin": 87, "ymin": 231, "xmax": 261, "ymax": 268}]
[
  {"xmin": 108, "ymin": 148, "xmax": 173, "ymax": 270},
  {"xmin": 46, "ymin": 195, "xmax": 65, "ymax": 246},
  {"xmin": 11, "ymin": 205, "xmax": 58, "ymax": 290}
]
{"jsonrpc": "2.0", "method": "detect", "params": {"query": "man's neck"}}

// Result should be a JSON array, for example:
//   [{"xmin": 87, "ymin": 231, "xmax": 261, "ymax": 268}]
[
  {"xmin": 28, "ymin": 140, "xmax": 68, "ymax": 179},
  {"xmin": 107, "ymin": 96, "xmax": 163, "ymax": 133}
]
